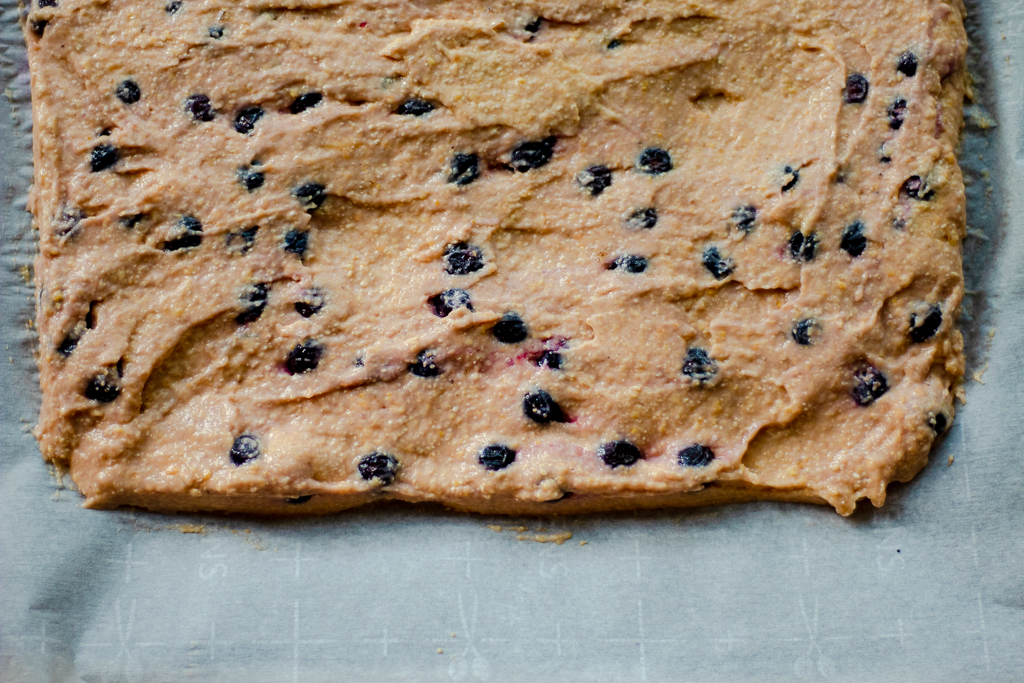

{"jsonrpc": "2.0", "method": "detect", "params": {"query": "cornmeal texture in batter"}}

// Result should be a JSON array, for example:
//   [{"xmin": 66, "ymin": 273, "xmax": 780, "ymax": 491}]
[{"xmin": 25, "ymin": 0, "xmax": 967, "ymax": 515}]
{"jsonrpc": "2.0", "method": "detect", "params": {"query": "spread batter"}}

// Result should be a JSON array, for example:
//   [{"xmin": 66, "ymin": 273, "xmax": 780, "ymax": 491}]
[{"xmin": 24, "ymin": 0, "xmax": 967, "ymax": 515}]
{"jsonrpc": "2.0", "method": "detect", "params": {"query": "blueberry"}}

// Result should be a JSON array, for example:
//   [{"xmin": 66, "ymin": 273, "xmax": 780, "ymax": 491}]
[
  {"xmin": 479, "ymin": 444, "xmax": 516, "ymax": 470},
  {"xmin": 165, "ymin": 0, "xmax": 181, "ymax": 12},
  {"xmin": 577, "ymin": 165, "xmax": 612, "ymax": 196},
  {"xmin": 782, "ymin": 165, "xmax": 800, "ymax": 192},
  {"xmin": 409, "ymin": 349, "xmax": 441, "ymax": 377},
  {"xmin": 732, "ymin": 205, "xmax": 757, "ymax": 233},
  {"xmin": 791, "ymin": 318, "xmax": 819, "ymax": 346},
  {"xmin": 233, "ymin": 106, "xmax": 264, "ymax": 134},
  {"xmin": 395, "ymin": 98, "xmax": 436, "ymax": 116},
  {"xmin": 637, "ymin": 148, "xmax": 672, "ymax": 175},
  {"xmin": 598, "ymin": 440, "xmax": 642, "ymax": 468},
  {"xmin": 702, "ymin": 246, "xmax": 733, "ymax": 280},
  {"xmin": 290, "ymin": 92, "xmax": 323, "ymax": 114},
  {"xmin": 283, "ymin": 229, "xmax": 309, "ymax": 257},
  {"xmin": 30, "ymin": 20, "xmax": 48, "ymax": 36},
  {"xmin": 510, "ymin": 137, "xmax": 556, "ymax": 172},
  {"xmin": 448, "ymin": 153, "xmax": 480, "ymax": 186},
  {"xmin": 90, "ymin": 144, "xmax": 119, "ymax": 172},
  {"xmin": 524, "ymin": 16, "xmax": 542, "ymax": 33},
  {"xmin": 536, "ymin": 350, "xmax": 561, "ymax": 369},
  {"xmin": 286, "ymin": 339, "xmax": 323, "ymax": 374},
  {"xmin": 888, "ymin": 97, "xmax": 908, "ymax": 130},
  {"xmin": 236, "ymin": 283, "xmax": 269, "ymax": 324},
  {"xmin": 682, "ymin": 347, "xmax": 717, "ymax": 383},
  {"xmin": 897, "ymin": 51, "xmax": 918, "ymax": 77},
  {"xmin": 606, "ymin": 39, "xmax": 622, "ymax": 49},
  {"xmin": 293, "ymin": 182, "xmax": 327, "ymax": 210},
  {"xmin": 238, "ymin": 167, "xmax": 264, "ymax": 191},
  {"xmin": 208, "ymin": 25, "xmax": 224, "ymax": 38},
  {"xmin": 840, "ymin": 221, "xmax": 867, "ymax": 257},
  {"xmin": 185, "ymin": 94, "xmax": 216, "ymax": 121},
  {"xmin": 843, "ymin": 73, "xmax": 869, "ymax": 104},
  {"xmin": 443, "ymin": 242, "xmax": 485, "ymax": 275},
  {"xmin": 852, "ymin": 366, "xmax": 889, "ymax": 406},
  {"xmin": 428, "ymin": 288, "xmax": 472, "ymax": 318},
  {"xmin": 226, "ymin": 226, "xmax": 258, "ymax": 254},
  {"xmin": 493, "ymin": 313, "xmax": 528, "ymax": 343},
  {"xmin": 295, "ymin": 288, "xmax": 325, "ymax": 318},
  {"xmin": 789, "ymin": 231, "xmax": 817, "ymax": 262},
  {"xmin": 523, "ymin": 390, "xmax": 567, "ymax": 424},
  {"xmin": 358, "ymin": 452, "xmax": 398, "ymax": 484},
  {"xmin": 37, "ymin": 0, "xmax": 57, "ymax": 6},
  {"xmin": 57, "ymin": 332, "xmax": 80, "ymax": 357},
  {"xmin": 116, "ymin": 79, "xmax": 141, "ymax": 105},
  {"xmin": 909, "ymin": 305, "xmax": 942, "ymax": 343},
  {"xmin": 678, "ymin": 444, "xmax": 715, "ymax": 468},
  {"xmin": 84, "ymin": 371, "xmax": 120, "ymax": 403},
  {"xmin": 284, "ymin": 495, "xmax": 313, "ymax": 504},
  {"xmin": 162, "ymin": 216, "xmax": 203, "ymax": 251},
  {"xmin": 929, "ymin": 412, "xmax": 948, "ymax": 434},
  {"xmin": 229, "ymin": 434, "xmax": 260, "ymax": 465},
  {"xmin": 900, "ymin": 175, "xmax": 934, "ymax": 201},
  {"xmin": 609, "ymin": 255, "xmax": 648, "ymax": 273},
  {"xmin": 626, "ymin": 208, "xmax": 658, "ymax": 230}
]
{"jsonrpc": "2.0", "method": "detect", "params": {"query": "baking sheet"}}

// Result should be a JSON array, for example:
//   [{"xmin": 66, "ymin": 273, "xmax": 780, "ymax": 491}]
[{"xmin": 2, "ymin": 1, "xmax": 1022, "ymax": 680}]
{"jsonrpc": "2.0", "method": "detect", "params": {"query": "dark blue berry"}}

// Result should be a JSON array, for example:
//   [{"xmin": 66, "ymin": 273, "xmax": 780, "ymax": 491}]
[
  {"xmin": 606, "ymin": 39, "xmax": 622, "ymax": 49},
  {"xmin": 929, "ymin": 412, "xmax": 948, "ymax": 434},
  {"xmin": 609, "ymin": 255, "xmax": 648, "ymax": 273},
  {"xmin": 637, "ymin": 148, "xmax": 672, "ymax": 175},
  {"xmin": 358, "ymin": 452, "xmax": 398, "ymax": 484},
  {"xmin": 286, "ymin": 339, "xmax": 323, "ymax": 374},
  {"xmin": 229, "ymin": 434, "xmax": 260, "ymax": 465},
  {"xmin": 493, "ymin": 313, "xmax": 528, "ymax": 343},
  {"xmin": 524, "ymin": 17, "xmax": 542, "ymax": 33},
  {"xmin": 443, "ymin": 242, "xmax": 485, "ymax": 275},
  {"xmin": 840, "ymin": 221, "xmax": 867, "ymax": 257},
  {"xmin": 599, "ymin": 440, "xmax": 642, "ymax": 468},
  {"xmin": 449, "ymin": 153, "xmax": 480, "ymax": 186},
  {"xmin": 536, "ymin": 350, "xmax": 561, "ymax": 370},
  {"xmin": 523, "ymin": 390, "xmax": 567, "ymax": 424},
  {"xmin": 702, "ymin": 246, "xmax": 733, "ymax": 279},
  {"xmin": 789, "ymin": 231, "xmax": 817, "ymax": 262},
  {"xmin": 627, "ymin": 208, "xmax": 658, "ymax": 230},
  {"xmin": 37, "ymin": 0, "xmax": 57, "ymax": 7},
  {"xmin": 290, "ymin": 92, "xmax": 322, "ymax": 114},
  {"xmin": 162, "ymin": 216, "xmax": 203, "ymax": 251},
  {"xmin": 843, "ymin": 74, "xmax": 869, "ymax": 104},
  {"xmin": 185, "ymin": 94, "xmax": 216, "ymax": 121},
  {"xmin": 578, "ymin": 165, "xmax": 612, "ymax": 196},
  {"xmin": 888, "ymin": 98, "xmax": 908, "ymax": 130},
  {"xmin": 116, "ymin": 79, "xmax": 141, "ymax": 105},
  {"xmin": 293, "ymin": 182, "xmax": 327, "ymax": 210},
  {"xmin": 897, "ymin": 51, "xmax": 918, "ymax": 77},
  {"xmin": 901, "ymin": 175, "xmax": 934, "ymax": 201},
  {"xmin": 236, "ymin": 283, "xmax": 269, "ymax": 324},
  {"xmin": 852, "ymin": 367, "xmax": 889, "ymax": 406},
  {"xmin": 90, "ymin": 144, "xmax": 119, "ymax": 172},
  {"xmin": 285, "ymin": 495, "xmax": 313, "ymax": 504},
  {"xmin": 782, "ymin": 165, "xmax": 800, "ymax": 192},
  {"xmin": 57, "ymin": 332, "xmax": 80, "ymax": 357},
  {"xmin": 85, "ymin": 371, "xmax": 120, "ymax": 403},
  {"xmin": 295, "ymin": 288, "xmax": 325, "ymax": 318},
  {"xmin": 283, "ymin": 229, "xmax": 309, "ymax": 257},
  {"xmin": 208, "ymin": 25, "xmax": 224, "ymax": 38},
  {"xmin": 479, "ymin": 444, "xmax": 516, "ymax": 470},
  {"xmin": 30, "ymin": 20, "xmax": 48, "ymax": 36},
  {"xmin": 909, "ymin": 305, "xmax": 942, "ymax": 343},
  {"xmin": 678, "ymin": 444, "xmax": 714, "ymax": 468},
  {"xmin": 732, "ymin": 205, "xmax": 757, "ymax": 233},
  {"xmin": 791, "ymin": 318, "xmax": 819, "ymax": 346},
  {"xmin": 429, "ymin": 288, "xmax": 472, "ymax": 318},
  {"xmin": 165, "ymin": 0, "xmax": 181, "ymax": 12},
  {"xmin": 395, "ymin": 98, "xmax": 436, "ymax": 116},
  {"xmin": 238, "ymin": 167, "xmax": 264, "ymax": 192},
  {"xmin": 409, "ymin": 349, "xmax": 441, "ymax": 377},
  {"xmin": 682, "ymin": 347, "xmax": 717, "ymax": 383},
  {"xmin": 510, "ymin": 137, "xmax": 556, "ymax": 172},
  {"xmin": 226, "ymin": 226, "xmax": 258, "ymax": 254},
  {"xmin": 233, "ymin": 107, "xmax": 264, "ymax": 134}
]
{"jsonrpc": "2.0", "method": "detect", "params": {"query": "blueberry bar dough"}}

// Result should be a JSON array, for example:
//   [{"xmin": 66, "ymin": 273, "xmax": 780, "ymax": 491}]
[{"xmin": 25, "ymin": 0, "xmax": 966, "ymax": 515}]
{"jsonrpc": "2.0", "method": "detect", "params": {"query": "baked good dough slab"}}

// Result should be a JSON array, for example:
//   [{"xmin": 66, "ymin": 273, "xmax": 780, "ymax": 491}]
[{"xmin": 24, "ymin": 0, "xmax": 966, "ymax": 515}]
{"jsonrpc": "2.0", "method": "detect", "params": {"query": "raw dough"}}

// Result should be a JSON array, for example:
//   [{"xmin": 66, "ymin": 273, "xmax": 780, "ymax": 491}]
[{"xmin": 24, "ymin": 0, "xmax": 967, "ymax": 515}]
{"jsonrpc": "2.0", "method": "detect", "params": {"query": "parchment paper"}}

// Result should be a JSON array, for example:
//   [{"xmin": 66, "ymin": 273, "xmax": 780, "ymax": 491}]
[{"xmin": 2, "ymin": 1, "xmax": 1022, "ymax": 681}]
